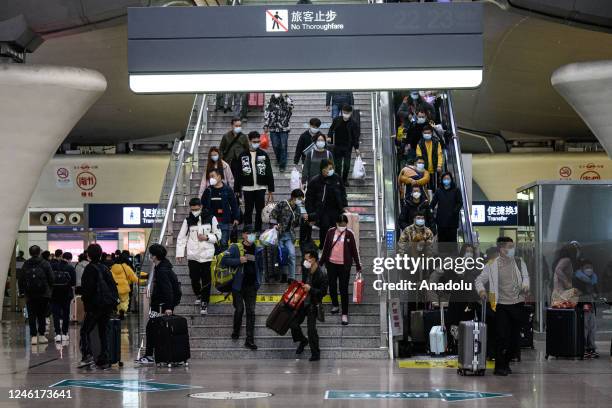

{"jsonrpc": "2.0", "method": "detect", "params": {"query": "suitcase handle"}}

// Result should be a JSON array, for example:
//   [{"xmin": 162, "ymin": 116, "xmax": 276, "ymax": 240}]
[{"xmin": 475, "ymin": 299, "xmax": 486, "ymax": 324}]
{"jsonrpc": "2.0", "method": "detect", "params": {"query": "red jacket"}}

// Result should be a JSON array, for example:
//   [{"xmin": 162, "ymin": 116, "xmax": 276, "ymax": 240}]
[{"xmin": 319, "ymin": 227, "xmax": 362, "ymax": 272}]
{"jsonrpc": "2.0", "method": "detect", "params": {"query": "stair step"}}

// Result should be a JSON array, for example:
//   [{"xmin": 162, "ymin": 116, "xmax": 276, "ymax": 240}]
[
  {"xmin": 190, "ymin": 335, "xmax": 379, "ymax": 349},
  {"xmin": 191, "ymin": 347, "xmax": 388, "ymax": 359},
  {"xmin": 189, "ymin": 324, "xmax": 380, "ymax": 337}
]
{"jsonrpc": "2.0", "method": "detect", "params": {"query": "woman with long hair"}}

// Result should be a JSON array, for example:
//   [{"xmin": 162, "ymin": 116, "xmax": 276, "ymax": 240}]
[{"xmin": 199, "ymin": 147, "xmax": 235, "ymax": 196}]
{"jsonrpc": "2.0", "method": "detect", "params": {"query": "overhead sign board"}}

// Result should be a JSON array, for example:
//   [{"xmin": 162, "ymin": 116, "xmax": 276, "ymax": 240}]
[
  {"xmin": 471, "ymin": 201, "xmax": 517, "ymax": 226},
  {"xmin": 128, "ymin": 3, "xmax": 483, "ymax": 93},
  {"xmin": 87, "ymin": 204, "xmax": 165, "ymax": 229}
]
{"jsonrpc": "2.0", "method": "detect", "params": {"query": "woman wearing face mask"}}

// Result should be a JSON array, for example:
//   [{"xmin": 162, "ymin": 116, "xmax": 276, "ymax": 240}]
[
  {"xmin": 305, "ymin": 159, "xmax": 348, "ymax": 249},
  {"xmin": 264, "ymin": 93, "xmax": 294, "ymax": 173},
  {"xmin": 397, "ymin": 91, "xmax": 435, "ymax": 125},
  {"xmin": 176, "ymin": 198, "xmax": 222, "ymax": 316},
  {"xmin": 398, "ymin": 185, "xmax": 433, "ymax": 232},
  {"xmin": 319, "ymin": 214, "xmax": 362, "ymax": 325},
  {"xmin": 430, "ymin": 172, "xmax": 462, "ymax": 243},
  {"xmin": 199, "ymin": 147, "xmax": 235, "ymax": 195},
  {"xmin": 302, "ymin": 134, "xmax": 334, "ymax": 184},
  {"xmin": 573, "ymin": 259, "xmax": 600, "ymax": 359}
]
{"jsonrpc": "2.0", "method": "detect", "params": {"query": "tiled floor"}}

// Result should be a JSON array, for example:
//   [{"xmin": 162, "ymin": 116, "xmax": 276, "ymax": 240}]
[{"xmin": 1, "ymin": 317, "xmax": 611, "ymax": 407}]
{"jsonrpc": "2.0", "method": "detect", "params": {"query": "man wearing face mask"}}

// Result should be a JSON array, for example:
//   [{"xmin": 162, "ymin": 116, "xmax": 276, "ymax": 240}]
[
  {"xmin": 220, "ymin": 118, "xmax": 249, "ymax": 178},
  {"xmin": 290, "ymin": 250, "xmax": 328, "ymax": 361},
  {"xmin": 398, "ymin": 185, "xmax": 433, "ymax": 232},
  {"xmin": 176, "ymin": 198, "xmax": 221, "ymax": 316},
  {"xmin": 220, "ymin": 226, "xmax": 263, "ymax": 350},
  {"xmin": 397, "ymin": 91, "xmax": 435, "ymax": 124},
  {"xmin": 264, "ymin": 93, "xmax": 294, "ymax": 173},
  {"xmin": 476, "ymin": 237, "xmax": 530, "ymax": 376},
  {"xmin": 416, "ymin": 125, "xmax": 444, "ymax": 189},
  {"xmin": 270, "ymin": 189, "xmax": 306, "ymax": 283},
  {"xmin": 398, "ymin": 211, "xmax": 434, "ymax": 256},
  {"xmin": 302, "ymin": 134, "xmax": 334, "ymax": 184},
  {"xmin": 398, "ymin": 157, "xmax": 430, "ymax": 200},
  {"xmin": 327, "ymin": 104, "xmax": 360, "ymax": 186},
  {"xmin": 294, "ymin": 118, "xmax": 324, "ymax": 166},
  {"xmin": 325, "ymin": 91, "xmax": 354, "ymax": 119},
  {"xmin": 305, "ymin": 159, "xmax": 348, "ymax": 249},
  {"xmin": 430, "ymin": 172, "xmax": 462, "ymax": 243},
  {"xmin": 233, "ymin": 131, "xmax": 275, "ymax": 233},
  {"xmin": 201, "ymin": 169, "xmax": 240, "ymax": 250}
]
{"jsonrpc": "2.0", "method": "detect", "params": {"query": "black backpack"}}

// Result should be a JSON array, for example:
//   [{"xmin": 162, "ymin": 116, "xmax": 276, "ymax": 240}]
[
  {"xmin": 24, "ymin": 264, "xmax": 47, "ymax": 297},
  {"xmin": 53, "ymin": 266, "xmax": 72, "ymax": 287},
  {"xmin": 95, "ymin": 264, "xmax": 120, "ymax": 307}
]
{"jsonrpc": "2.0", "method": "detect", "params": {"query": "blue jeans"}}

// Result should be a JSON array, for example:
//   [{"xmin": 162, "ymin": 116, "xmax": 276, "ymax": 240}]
[
  {"xmin": 218, "ymin": 223, "xmax": 231, "ymax": 250},
  {"xmin": 270, "ymin": 131, "xmax": 289, "ymax": 170},
  {"xmin": 331, "ymin": 103, "xmax": 342, "ymax": 119},
  {"xmin": 279, "ymin": 232, "xmax": 296, "ymax": 280}
]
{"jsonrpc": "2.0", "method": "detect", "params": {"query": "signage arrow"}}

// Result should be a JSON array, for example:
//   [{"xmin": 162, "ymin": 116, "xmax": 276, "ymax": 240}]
[
  {"xmin": 325, "ymin": 389, "xmax": 512, "ymax": 402},
  {"xmin": 51, "ymin": 379, "xmax": 200, "ymax": 393}
]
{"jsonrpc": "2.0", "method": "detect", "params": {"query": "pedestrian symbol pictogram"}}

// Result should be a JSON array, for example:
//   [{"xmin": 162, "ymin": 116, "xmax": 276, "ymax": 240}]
[{"xmin": 266, "ymin": 10, "xmax": 288, "ymax": 32}]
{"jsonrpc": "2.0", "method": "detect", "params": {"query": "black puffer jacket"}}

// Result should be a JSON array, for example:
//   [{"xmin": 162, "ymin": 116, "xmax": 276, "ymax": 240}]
[
  {"xmin": 151, "ymin": 258, "xmax": 182, "ymax": 312},
  {"xmin": 430, "ymin": 176, "xmax": 463, "ymax": 229},
  {"xmin": 398, "ymin": 196, "xmax": 433, "ymax": 231},
  {"xmin": 305, "ymin": 173, "xmax": 347, "ymax": 222}
]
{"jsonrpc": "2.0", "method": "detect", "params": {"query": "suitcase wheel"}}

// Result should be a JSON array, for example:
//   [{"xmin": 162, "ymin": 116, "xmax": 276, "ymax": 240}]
[
  {"xmin": 118, "ymin": 361, "xmax": 124, "ymax": 368},
  {"xmin": 457, "ymin": 369, "xmax": 463, "ymax": 376},
  {"xmin": 184, "ymin": 361, "xmax": 189, "ymax": 367}
]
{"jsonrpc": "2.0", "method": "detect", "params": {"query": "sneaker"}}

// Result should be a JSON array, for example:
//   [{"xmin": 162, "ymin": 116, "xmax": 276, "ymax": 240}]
[
  {"xmin": 200, "ymin": 305, "xmax": 208, "ymax": 316},
  {"xmin": 309, "ymin": 355, "xmax": 320, "ymax": 362},
  {"xmin": 30, "ymin": 336, "xmax": 38, "ymax": 345},
  {"xmin": 244, "ymin": 342, "xmax": 258, "ymax": 350},
  {"xmin": 231, "ymin": 333, "xmax": 239, "ymax": 340},
  {"xmin": 54, "ymin": 334, "xmax": 62, "ymax": 343},
  {"xmin": 341, "ymin": 315, "xmax": 349, "ymax": 326},
  {"xmin": 96, "ymin": 363, "xmax": 112, "ymax": 370},
  {"xmin": 330, "ymin": 307, "xmax": 340, "ymax": 315},
  {"xmin": 591, "ymin": 351, "xmax": 600, "ymax": 359},
  {"xmin": 62, "ymin": 334, "xmax": 69, "ymax": 342},
  {"xmin": 136, "ymin": 356, "xmax": 155, "ymax": 365},
  {"xmin": 194, "ymin": 299, "xmax": 201, "ymax": 305},
  {"xmin": 296, "ymin": 339, "xmax": 308, "ymax": 355},
  {"xmin": 38, "ymin": 336, "xmax": 49, "ymax": 344},
  {"xmin": 493, "ymin": 368, "xmax": 509, "ymax": 376},
  {"xmin": 78, "ymin": 356, "xmax": 95, "ymax": 369}
]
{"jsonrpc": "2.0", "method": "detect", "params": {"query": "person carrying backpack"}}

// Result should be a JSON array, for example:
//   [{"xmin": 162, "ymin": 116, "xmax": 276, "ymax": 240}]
[
  {"xmin": 176, "ymin": 197, "xmax": 221, "ymax": 316},
  {"xmin": 18, "ymin": 245, "xmax": 54, "ymax": 345},
  {"xmin": 50, "ymin": 252, "xmax": 76, "ymax": 343},
  {"xmin": 136, "ymin": 244, "xmax": 182, "ymax": 365},
  {"xmin": 78, "ymin": 244, "xmax": 120, "ymax": 370},
  {"xmin": 220, "ymin": 225, "xmax": 263, "ymax": 350}
]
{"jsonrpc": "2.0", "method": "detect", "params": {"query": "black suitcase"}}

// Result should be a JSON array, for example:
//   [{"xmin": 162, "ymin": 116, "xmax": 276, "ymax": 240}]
[
  {"xmin": 266, "ymin": 301, "xmax": 296, "ymax": 336},
  {"xmin": 520, "ymin": 304, "xmax": 535, "ymax": 349},
  {"xmin": 545, "ymin": 308, "xmax": 584, "ymax": 359},
  {"xmin": 89, "ymin": 318, "xmax": 123, "ymax": 367},
  {"xmin": 263, "ymin": 245, "xmax": 281, "ymax": 282},
  {"xmin": 154, "ymin": 315, "xmax": 191, "ymax": 367}
]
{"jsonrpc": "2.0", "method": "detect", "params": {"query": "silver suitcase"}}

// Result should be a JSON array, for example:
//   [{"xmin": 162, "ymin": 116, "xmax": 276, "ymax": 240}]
[{"xmin": 457, "ymin": 302, "xmax": 487, "ymax": 376}]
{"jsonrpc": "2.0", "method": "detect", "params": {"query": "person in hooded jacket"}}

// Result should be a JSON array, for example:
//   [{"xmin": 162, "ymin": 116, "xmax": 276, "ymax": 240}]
[
  {"xmin": 176, "ymin": 197, "xmax": 221, "ymax": 316},
  {"xmin": 302, "ymin": 133, "xmax": 334, "ymax": 184},
  {"xmin": 110, "ymin": 253, "xmax": 138, "ymax": 319},
  {"xmin": 137, "ymin": 244, "xmax": 182, "ymax": 365},
  {"xmin": 294, "ymin": 118, "xmax": 325, "ymax": 166},
  {"xmin": 398, "ymin": 185, "xmax": 434, "ymax": 232},
  {"xmin": 305, "ymin": 159, "xmax": 348, "ymax": 249},
  {"xmin": 430, "ymin": 172, "xmax": 463, "ymax": 243}
]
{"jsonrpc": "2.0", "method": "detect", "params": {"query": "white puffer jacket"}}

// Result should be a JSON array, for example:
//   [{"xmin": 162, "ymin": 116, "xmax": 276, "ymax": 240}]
[{"xmin": 176, "ymin": 215, "xmax": 221, "ymax": 263}]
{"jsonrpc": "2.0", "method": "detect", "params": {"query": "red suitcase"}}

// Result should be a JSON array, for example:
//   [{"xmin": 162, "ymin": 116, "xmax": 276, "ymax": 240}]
[{"xmin": 282, "ymin": 281, "xmax": 308, "ymax": 310}]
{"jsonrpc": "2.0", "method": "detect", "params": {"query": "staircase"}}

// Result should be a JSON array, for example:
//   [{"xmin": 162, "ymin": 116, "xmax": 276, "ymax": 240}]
[{"xmin": 166, "ymin": 92, "xmax": 386, "ymax": 359}]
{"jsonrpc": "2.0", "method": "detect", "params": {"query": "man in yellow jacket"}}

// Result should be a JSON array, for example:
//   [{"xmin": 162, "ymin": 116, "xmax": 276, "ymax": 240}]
[
  {"xmin": 110, "ymin": 254, "xmax": 138, "ymax": 319},
  {"xmin": 415, "ymin": 125, "xmax": 443, "ymax": 190}
]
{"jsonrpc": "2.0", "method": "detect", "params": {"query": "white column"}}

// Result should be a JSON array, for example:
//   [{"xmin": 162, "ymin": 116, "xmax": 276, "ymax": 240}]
[
  {"xmin": 0, "ymin": 64, "xmax": 106, "ymax": 319},
  {"xmin": 552, "ymin": 60, "xmax": 612, "ymax": 158}
]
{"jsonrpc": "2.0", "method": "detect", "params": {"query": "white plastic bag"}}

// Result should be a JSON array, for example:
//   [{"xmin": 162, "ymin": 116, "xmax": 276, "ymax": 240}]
[
  {"xmin": 351, "ymin": 156, "xmax": 366, "ymax": 180},
  {"xmin": 290, "ymin": 167, "xmax": 302, "ymax": 191},
  {"xmin": 260, "ymin": 228, "xmax": 278, "ymax": 246}
]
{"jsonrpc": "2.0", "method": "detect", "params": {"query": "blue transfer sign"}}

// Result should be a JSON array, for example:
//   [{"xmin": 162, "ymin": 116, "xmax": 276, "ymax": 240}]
[
  {"xmin": 386, "ymin": 230, "xmax": 395, "ymax": 250},
  {"xmin": 325, "ymin": 389, "xmax": 512, "ymax": 402},
  {"xmin": 51, "ymin": 379, "xmax": 200, "ymax": 393}
]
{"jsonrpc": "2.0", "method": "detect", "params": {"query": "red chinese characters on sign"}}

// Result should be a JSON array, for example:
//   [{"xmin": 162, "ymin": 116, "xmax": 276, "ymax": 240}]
[
  {"xmin": 580, "ymin": 171, "xmax": 601, "ymax": 180},
  {"xmin": 76, "ymin": 171, "xmax": 97, "ymax": 191}
]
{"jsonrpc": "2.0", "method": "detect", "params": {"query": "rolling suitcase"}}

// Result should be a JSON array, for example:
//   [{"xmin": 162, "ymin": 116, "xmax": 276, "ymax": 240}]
[
  {"xmin": 154, "ymin": 315, "xmax": 191, "ymax": 367},
  {"xmin": 266, "ymin": 301, "xmax": 295, "ymax": 336},
  {"xmin": 429, "ymin": 305, "xmax": 446, "ymax": 356},
  {"xmin": 520, "ymin": 304, "xmax": 535, "ymax": 349},
  {"xmin": 545, "ymin": 307, "xmax": 584, "ymax": 359},
  {"xmin": 89, "ymin": 318, "xmax": 122, "ymax": 367},
  {"xmin": 458, "ymin": 302, "xmax": 487, "ymax": 376},
  {"xmin": 248, "ymin": 93, "xmax": 265, "ymax": 109},
  {"xmin": 410, "ymin": 310, "xmax": 426, "ymax": 343},
  {"xmin": 70, "ymin": 295, "xmax": 84, "ymax": 323}
]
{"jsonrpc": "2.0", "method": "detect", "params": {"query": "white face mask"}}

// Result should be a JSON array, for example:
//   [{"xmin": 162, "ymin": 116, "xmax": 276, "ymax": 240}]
[
  {"xmin": 416, "ymin": 163, "xmax": 425, "ymax": 171},
  {"xmin": 584, "ymin": 268, "xmax": 594, "ymax": 276},
  {"xmin": 316, "ymin": 141, "xmax": 326, "ymax": 150},
  {"xmin": 415, "ymin": 218, "xmax": 425, "ymax": 227},
  {"xmin": 505, "ymin": 248, "xmax": 516, "ymax": 258},
  {"xmin": 411, "ymin": 191, "xmax": 421, "ymax": 199},
  {"xmin": 309, "ymin": 127, "xmax": 319, "ymax": 135},
  {"xmin": 209, "ymin": 177, "xmax": 218, "ymax": 186},
  {"xmin": 337, "ymin": 226, "xmax": 347, "ymax": 231},
  {"xmin": 295, "ymin": 199, "xmax": 303, "ymax": 206},
  {"xmin": 342, "ymin": 113, "xmax": 351, "ymax": 120},
  {"xmin": 274, "ymin": 93, "xmax": 281, "ymax": 98},
  {"xmin": 303, "ymin": 260, "xmax": 312, "ymax": 269},
  {"xmin": 191, "ymin": 210, "xmax": 201, "ymax": 217},
  {"xmin": 417, "ymin": 117, "xmax": 427, "ymax": 124},
  {"xmin": 233, "ymin": 127, "xmax": 242, "ymax": 134},
  {"xmin": 211, "ymin": 154, "xmax": 219, "ymax": 162},
  {"xmin": 251, "ymin": 143, "xmax": 260, "ymax": 150}
]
